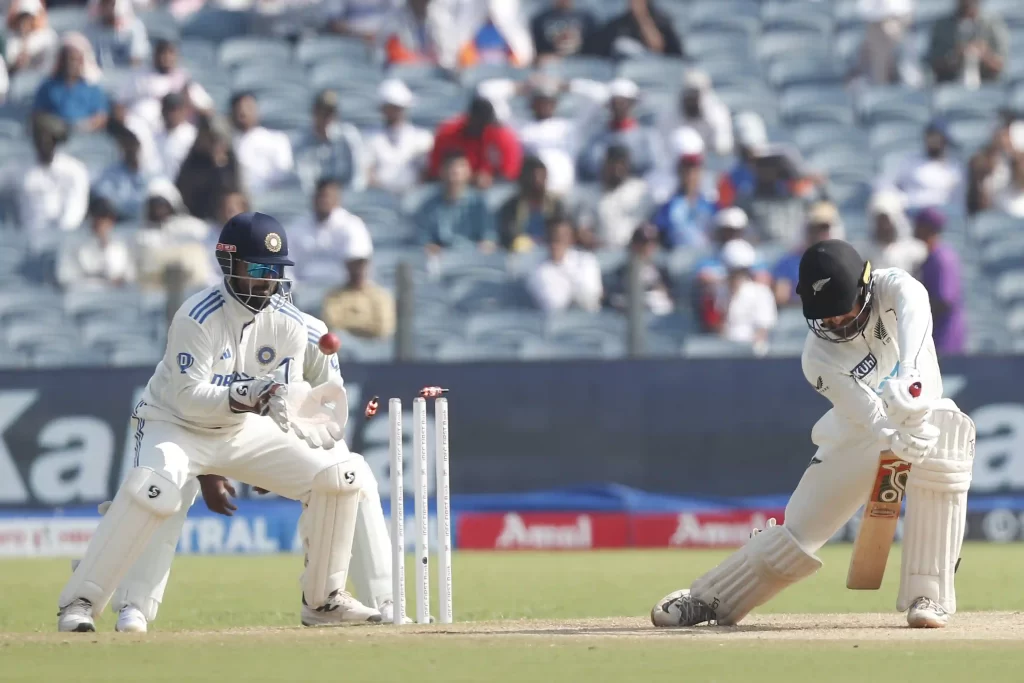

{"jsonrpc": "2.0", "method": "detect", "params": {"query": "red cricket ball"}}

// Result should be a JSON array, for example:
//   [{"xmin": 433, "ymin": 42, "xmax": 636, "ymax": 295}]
[{"xmin": 318, "ymin": 333, "xmax": 341, "ymax": 355}]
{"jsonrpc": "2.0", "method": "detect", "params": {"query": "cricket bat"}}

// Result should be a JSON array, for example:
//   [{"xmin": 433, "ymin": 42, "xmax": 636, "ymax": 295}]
[{"xmin": 846, "ymin": 452, "xmax": 911, "ymax": 589}]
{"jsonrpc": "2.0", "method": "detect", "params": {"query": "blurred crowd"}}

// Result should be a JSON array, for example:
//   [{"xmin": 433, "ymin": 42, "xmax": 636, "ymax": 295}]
[{"xmin": 0, "ymin": 0, "xmax": 1018, "ymax": 356}]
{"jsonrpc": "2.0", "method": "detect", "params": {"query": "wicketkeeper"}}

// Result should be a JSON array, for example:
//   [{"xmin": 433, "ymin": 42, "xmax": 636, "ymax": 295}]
[{"xmin": 651, "ymin": 239, "xmax": 975, "ymax": 629}]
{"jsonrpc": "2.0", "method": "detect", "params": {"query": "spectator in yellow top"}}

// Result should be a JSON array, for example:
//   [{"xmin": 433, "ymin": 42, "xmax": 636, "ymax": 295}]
[{"xmin": 320, "ymin": 226, "xmax": 396, "ymax": 339}]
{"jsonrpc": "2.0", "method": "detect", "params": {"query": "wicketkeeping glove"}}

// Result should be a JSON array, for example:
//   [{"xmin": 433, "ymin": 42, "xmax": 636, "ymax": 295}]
[
  {"xmin": 267, "ymin": 379, "xmax": 348, "ymax": 450},
  {"xmin": 229, "ymin": 377, "xmax": 282, "ymax": 415}
]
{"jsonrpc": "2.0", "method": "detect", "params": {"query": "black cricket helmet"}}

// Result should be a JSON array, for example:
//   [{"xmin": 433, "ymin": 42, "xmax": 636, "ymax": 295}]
[
  {"xmin": 796, "ymin": 239, "xmax": 873, "ymax": 342},
  {"xmin": 216, "ymin": 212, "xmax": 294, "ymax": 312}
]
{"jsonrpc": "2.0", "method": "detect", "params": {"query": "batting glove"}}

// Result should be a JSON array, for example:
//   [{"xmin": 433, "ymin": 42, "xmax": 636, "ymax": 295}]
[
  {"xmin": 882, "ymin": 368, "xmax": 930, "ymax": 429},
  {"xmin": 889, "ymin": 421, "xmax": 940, "ymax": 465}
]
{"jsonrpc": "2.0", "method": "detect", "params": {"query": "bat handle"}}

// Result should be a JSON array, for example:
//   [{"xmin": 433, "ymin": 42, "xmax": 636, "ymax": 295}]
[{"xmin": 909, "ymin": 382, "xmax": 922, "ymax": 398}]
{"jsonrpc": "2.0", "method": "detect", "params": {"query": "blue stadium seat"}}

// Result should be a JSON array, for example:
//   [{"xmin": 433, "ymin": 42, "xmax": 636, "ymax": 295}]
[
  {"xmin": 858, "ymin": 86, "xmax": 931, "ymax": 126},
  {"xmin": 686, "ymin": 31, "xmax": 755, "ymax": 61},
  {"xmin": 460, "ymin": 64, "xmax": 530, "ymax": 90},
  {"xmin": 8, "ymin": 72, "xmax": 46, "ymax": 103},
  {"xmin": 545, "ymin": 310, "xmax": 627, "ymax": 338},
  {"xmin": 948, "ymin": 118, "xmax": 996, "ymax": 154},
  {"xmin": 179, "ymin": 38, "xmax": 218, "ymax": 68},
  {"xmin": 971, "ymin": 211, "xmax": 1021, "ymax": 243},
  {"xmin": 762, "ymin": 14, "xmax": 832, "ymax": 38},
  {"xmin": 869, "ymin": 121, "xmax": 922, "ymax": 152},
  {"xmin": 637, "ymin": 332, "xmax": 683, "ymax": 358},
  {"xmin": 617, "ymin": 56, "xmax": 687, "ymax": 92},
  {"xmin": 434, "ymin": 338, "xmax": 520, "ymax": 361},
  {"xmin": 335, "ymin": 331, "xmax": 392, "ymax": 363},
  {"xmin": 64, "ymin": 134, "xmax": 120, "ymax": 179},
  {"xmin": 690, "ymin": 16, "xmax": 761, "ymax": 40},
  {"xmin": 539, "ymin": 57, "xmax": 615, "ymax": 83},
  {"xmin": 1008, "ymin": 306, "xmax": 1024, "ymax": 336},
  {"xmin": 233, "ymin": 63, "xmax": 306, "ymax": 92},
  {"xmin": 465, "ymin": 310, "xmax": 546, "ymax": 342},
  {"xmin": 5, "ymin": 321, "xmax": 68, "ymax": 353},
  {"xmin": 300, "ymin": 257, "xmax": 345, "ymax": 286},
  {"xmin": 995, "ymin": 270, "xmax": 1024, "ymax": 306},
  {"xmin": 251, "ymin": 187, "xmax": 306, "ymax": 221},
  {"xmin": 520, "ymin": 336, "xmax": 623, "ymax": 360},
  {"xmin": 109, "ymin": 345, "xmax": 162, "ymax": 367},
  {"xmin": 181, "ymin": 8, "xmax": 251, "ymax": 43},
  {"xmin": 290, "ymin": 282, "xmax": 333, "ymax": 314},
  {"xmin": 309, "ymin": 59, "xmax": 384, "ymax": 92},
  {"xmin": 682, "ymin": 335, "xmax": 756, "ymax": 358},
  {"xmin": 46, "ymin": 7, "xmax": 90, "ymax": 35},
  {"xmin": 933, "ymin": 84, "xmax": 1007, "ymax": 119},
  {"xmin": 690, "ymin": 1, "xmax": 760, "ymax": 26},
  {"xmin": 450, "ymin": 276, "xmax": 532, "ymax": 313},
  {"xmin": 409, "ymin": 95, "xmax": 466, "ymax": 129},
  {"xmin": 771, "ymin": 61, "xmax": 844, "ymax": 89},
  {"xmin": 756, "ymin": 32, "xmax": 830, "ymax": 64},
  {"xmin": 793, "ymin": 122, "xmax": 861, "ymax": 155},
  {"xmin": 295, "ymin": 36, "xmax": 371, "ymax": 66},
  {"xmin": 31, "ymin": 347, "xmax": 109, "ymax": 368},
  {"xmin": 64, "ymin": 289, "xmax": 142, "ymax": 320},
  {"xmin": 138, "ymin": 8, "xmax": 179, "ymax": 40},
  {"xmin": 913, "ymin": 0, "xmax": 957, "ymax": 26},
  {"xmin": 982, "ymin": 238, "xmax": 1024, "ymax": 272}
]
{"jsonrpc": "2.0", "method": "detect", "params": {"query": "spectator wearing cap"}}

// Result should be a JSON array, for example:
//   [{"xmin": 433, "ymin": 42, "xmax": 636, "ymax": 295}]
[
  {"xmin": 365, "ymin": 79, "xmax": 434, "ymax": 194},
  {"xmin": 294, "ymin": 89, "xmax": 368, "ymax": 194},
  {"xmin": 867, "ymin": 189, "xmax": 927, "ymax": 272},
  {"xmin": 417, "ymin": 151, "xmax": 497, "ymax": 251},
  {"xmin": 84, "ymin": 0, "xmax": 150, "ymax": 69},
  {"xmin": 428, "ymin": 95, "xmax": 523, "ymax": 188},
  {"xmin": 376, "ymin": 0, "xmax": 458, "ymax": 69},
  {"xmin": 914, "ymin": 208, "xmax": 966, "ymax": 355},
  {"xmin": 527, "ymin": 217, "xmax": 603, "ymax": 313},
  {"xmin": 153, "ymin": 93, "xmax": 196, "ymax": 181},
  {"xmin": 134, "ymin": 178, "xmax": 214, "ymax": 291},
  {"xmin": 927, "ymin": 0, "xmax": 1007, "ymax": 86},
  {"xmin": 5, "ymin": 0, "xmax": 59, "ymax": 77},
  {"xmin": 853, "ymin": 0, "xmax": 915, "ymax": 86},
  {"xmin": 967, "ymin": 114, "xmax": 1019, "ymax": 215},
  {"xmin": 455, "ymin": 0, "xmax": 534, "ymax": 68},
  {"xmin": 326, "ymin": 0, "xmax": 403, "ymax": 43},
  {"xmin": 577, "ymin": 78, "xmax": 661, "ymax": 181},
  {"xmin": 118, "ymin": 39, "xmax": 212, "ymax": 136},
  {"xmin": 650, "ymin": 128, "xmax": 716, "ymax": 249},
  {"xmin": 287, "ymin": 177, "xmax": 373, "ymax": 281},
  {"xmin": 56, "ymin": 196, "xmax": 135, "ymax": 290},
  {"xmin": 692, "ymin": 208, "xmax": 770, "ymax": 328},
  {"xmin": 230, "ymin": 92, "xmax": 296, "ymax": 194},
  {"xmin": 605, "ymin": 223, "xmax": 674, "ymax": 316},
  {"xmin": 176, "ymin": 116, "xmax": 244, "ymax": 220},
  {"xmin": 320, "ymin": 227, "xmax": 396, "ymax": 339},
  {"xmin": 34, "ymin": 34, "xmax": 108, "ymax": 132},
  {"xmin": 590, "ymin": 0, "xmax": 682, "ymax": 59},
  {"xmin": 498, "ymin": 155, "xmax": 567, "ymax": 252},
  {"xmin": 92, "ymin": 121, "xmax": 152, "ymax": 221},
  {"xmin": 530, "ymin": 0, "xmax": 597, "ymax": 63},
  {"xmin": 771, "ymin": 202, "xmax": 842, "ymax": 308},
  {"xmin": 881, "ymin": 119, "xmax": 963, "ymax": 212},
  {"xmin": 577, "ymin": 144, "xmax": 654, "ymax": 248},
  {"xmin": 711, "ymin": 238, "xmax": 777, "ymax": 355},
  {"xmin": 661, "ymin": 70, "xmax": 732, "ymax": 157},
  {"xmin": 14, "ymin": 113, "xmax": 90, "ymax": 234}
]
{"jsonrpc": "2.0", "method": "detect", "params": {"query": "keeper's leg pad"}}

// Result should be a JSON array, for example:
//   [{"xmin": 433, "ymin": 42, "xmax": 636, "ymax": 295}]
[
  {"xmin": 690, "ymin": 524, "xmax": 823, "ymax": 625},
  {"xmin": 350, "ymin": 457, "xmax": 393, "ymax": 608},
  {"xmin": 302, "ymin": 460, "xmax": 362, "ymax": 608},
  {"xmin": 58, "ymin": 467, "xmax": 182, "ymax": 617},
  {"xmin": 897, "ymin": 408, "xmax": 975, "ymax": 614}
]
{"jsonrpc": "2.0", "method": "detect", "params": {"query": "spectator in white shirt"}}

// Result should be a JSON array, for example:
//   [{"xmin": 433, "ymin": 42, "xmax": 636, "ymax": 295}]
[
  {"xmin": 288, "ymin": 177, "xmax": 373, "ymax": 282},
  {"xmin": 134, "ymin": 178, "xmax": 214, "ymax": 290},
  {"xmin": 118, "ymin": 39, "xmax": 212, "ymax": 136},
  {"xmin": 867, "ymin": 189, "xmax": 928, "ymax": 272},
  {"xmin": 56, "ymin": 196, "xmax": 135, "ymax": 289},
  {"xmin": 230, "ymin": 91, "xmax": 296, "ymax": 194},
  {"xmin": 293, "ymin": 89, "xmax": 367, "ymax": 194},
  {"xmin": 15, "ymin": 113, "xmax": 90, "ymax": 234},
  {"xmin": 995, "ymin": 151, "xmax": 1024, "ymax": 217},
  {"xmin": 5, "ymin": 0, "xmax": 59, "ymax": 78},
  {"xmin": 528, "ymin": 218, "xmax": 603, "ymax": 313},
  {"xmin": 154, "ymin": 92, "xmax": 196, "ymax": 181},
  {"xmin": 365, "ymin": 79, "xmax": 433, "ymax": 194},
  {"xmin": 713, "ymin": 238, "xmax": 777, "ymax": 355},
  {"xmin": 661, "ymin": 70, "xmax": 733, "ymax": 158},
  {"xmin": 577, "ymin": 144, "xmax": 655, "ymax": 249},
  {"xmin": 84, "ymin": 0, "xmax": 150, "ymax": 69},
  {"xmin": 882, "ymin": 118, "xmax": 963, "ymax": 211}
]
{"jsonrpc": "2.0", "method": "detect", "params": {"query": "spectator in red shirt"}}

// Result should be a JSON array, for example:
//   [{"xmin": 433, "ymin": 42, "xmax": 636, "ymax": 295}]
[{"xmin": 427, "ymin": 95, "xmax": 523, "ymax": 188}]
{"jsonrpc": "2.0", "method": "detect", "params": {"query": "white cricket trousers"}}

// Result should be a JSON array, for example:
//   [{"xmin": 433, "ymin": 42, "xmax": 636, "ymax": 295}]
[{"xmin": 114, "ymin": 415, "xmax": 393, "ymax": 620}]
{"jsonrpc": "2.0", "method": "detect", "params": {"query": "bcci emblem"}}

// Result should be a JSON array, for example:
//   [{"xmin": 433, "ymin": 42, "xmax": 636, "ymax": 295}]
[
  {"xmin": 265, "ymin": 232, "xmax": 282, "ymax": 253},
  {"xmin": 257, "ymin": 346, "xmax": 276, "ymax": 365}
]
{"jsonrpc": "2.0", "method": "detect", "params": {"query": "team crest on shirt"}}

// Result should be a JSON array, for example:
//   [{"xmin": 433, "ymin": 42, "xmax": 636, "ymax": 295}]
[
  {"xmin": 257, "ymin": 346, "xmax": 277, "ymax": 365},
  {"xmin": 177, "ymin": 352, "xmax": 193, "ymax": 374},
  {"xmin": 851, "ymin": 353, "xmax": 877, "ymax": 379},
  {"xmin": 814, "ymin": 376, "xmax": 828, "ymax": 393},
  {"xmin": 265, "ymin": 233, "xmax": 282, "ymax": 253},
  {"xmin": 873, "ymin": 319, "xmax": 891, "ymax": 344}
]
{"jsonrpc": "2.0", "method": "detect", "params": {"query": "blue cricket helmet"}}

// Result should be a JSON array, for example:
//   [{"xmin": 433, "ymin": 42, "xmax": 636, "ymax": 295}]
[{"xmin": 216, "ymin": 212, "xmax": 294, "ymax": 266}]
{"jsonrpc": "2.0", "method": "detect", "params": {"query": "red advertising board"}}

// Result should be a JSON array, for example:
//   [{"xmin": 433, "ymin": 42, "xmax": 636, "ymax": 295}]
[{"xmin": 457, "ymin": 510, "xmax": 786, "ymax": 550}]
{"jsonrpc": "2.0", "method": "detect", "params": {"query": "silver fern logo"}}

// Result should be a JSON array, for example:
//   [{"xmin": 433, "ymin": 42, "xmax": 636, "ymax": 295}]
[
  {"xmin": 811, "ymin": 278, "xmax": 830, "ymax": 294},
  {"xmin": 873, "ymin": 319, "xmax": 890, "ymax": 343}
]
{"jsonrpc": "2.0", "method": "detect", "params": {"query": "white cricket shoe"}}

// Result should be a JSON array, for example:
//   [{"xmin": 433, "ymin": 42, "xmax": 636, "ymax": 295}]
[
  {"xmin": 57, "ymin": 598, "xmax": 95, "ymax": 633},
  {"xmin": 907, "ymin": 597, "xmax": 949, "ymax": 628},
  {"xmin": 377, "ymin": 599, "xmax": 413, "ymax": 625},
  {"xmin": 301, "ymin": 590, "xmax": 382, "ymax": 627},
  {"xmin": 650, "ymin": 589, "xmax": 717, "ymax": 628},
  {"xmin": 115, "ymin": 605, "xmax": 148, "ymax": 633}
]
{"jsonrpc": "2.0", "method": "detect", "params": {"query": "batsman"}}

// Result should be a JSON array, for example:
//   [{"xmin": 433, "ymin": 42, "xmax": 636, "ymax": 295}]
[{"xmin": 652, "ymin": 239, "xmax": 975, "ymax": 629}]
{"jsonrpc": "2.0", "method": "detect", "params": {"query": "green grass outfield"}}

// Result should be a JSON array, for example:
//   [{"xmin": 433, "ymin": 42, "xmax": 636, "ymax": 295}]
[{"xmin": 3, "ymin": 544, "xmax": 1024, "ymax": 682}]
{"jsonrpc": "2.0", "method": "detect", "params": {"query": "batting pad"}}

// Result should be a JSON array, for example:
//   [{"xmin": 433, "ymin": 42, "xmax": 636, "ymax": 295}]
[
  {"xmin": 302, "ymin": 461, "xmax": 361, "ymax": 607},
  {"xmin": 898, "ymin": 408, "xmax": 975, "ymax": 613},
  {"xmin": 691, "ymin": 524, "xmax": 822, "ymax": 625},
  {"xmin": 59, "ymin": 467, "xmax": 182, "ymax": 617}
]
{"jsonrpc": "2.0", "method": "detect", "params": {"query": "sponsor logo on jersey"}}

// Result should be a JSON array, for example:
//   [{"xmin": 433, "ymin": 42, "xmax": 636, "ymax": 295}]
[
  {"xmin": 212, "ymin": 371, "xmax": 252, "ymax": 387},
  {"xmin": 851, "ymin": 353, "xmax": 877, "ymax": 379},
  {"xmin": 256, "ymin": 346, "xmax": 276, "ymax": 365},
  {"xmin": 221, "ymin": 348, "xmax": 232, "ymax": 360},
  {"xmin": 177, "ymin": 352, "xmax": 193, "ymax": 374}
]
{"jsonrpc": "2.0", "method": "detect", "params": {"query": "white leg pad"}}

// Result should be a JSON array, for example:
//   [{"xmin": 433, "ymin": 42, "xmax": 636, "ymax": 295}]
[
  {"xmin": 349, "ymin": 458, "xmax": 393, "ymax": 608},
  {"xmin": 112, "ymin": 478, "xmax": 200, "ymax": 621},
  {"xmin": 691, "ymin": 524, "xmax": 823, "ymax": 625},
  {"xmin": 897, "ymin": 408, "xmax": 975, "ymax": 613},
  {"xmin": 301, "ymin": 460, "xmax": 362, "ymax": 608},
  {"xmin": 58, "ymin": 467, "xmax": 182, "ymax": 617}
]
